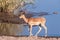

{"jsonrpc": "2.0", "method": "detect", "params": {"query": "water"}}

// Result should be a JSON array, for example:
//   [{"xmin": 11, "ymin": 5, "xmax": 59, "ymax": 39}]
[{"xmin": 17, "ymin": 0, "xmax": 60, "ymax": 37}]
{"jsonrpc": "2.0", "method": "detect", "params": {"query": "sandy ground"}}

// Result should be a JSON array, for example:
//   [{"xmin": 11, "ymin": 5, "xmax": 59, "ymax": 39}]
[{"xmin": 0, "ymin": 36, "xmax": 60, "ymax": 40}]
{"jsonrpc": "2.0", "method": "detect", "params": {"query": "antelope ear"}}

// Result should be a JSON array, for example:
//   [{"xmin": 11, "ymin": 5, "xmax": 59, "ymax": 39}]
[{"xmin": 20, "ymin": 10, "xmax": 26, "ymax": 14}]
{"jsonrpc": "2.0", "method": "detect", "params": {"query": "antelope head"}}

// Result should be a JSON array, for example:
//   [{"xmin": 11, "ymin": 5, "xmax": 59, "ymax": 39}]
[
  {"xmin": 19, "ymin": 10, "xmax": 26, "ymax": 18},
  {"xmin": 19, "ymin": 14, "xmax": 25, "ymax": 19}
]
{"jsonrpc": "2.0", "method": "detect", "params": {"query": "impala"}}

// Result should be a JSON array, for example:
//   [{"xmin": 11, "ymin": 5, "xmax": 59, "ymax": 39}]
[{"xmin": 19, "ymin": 12, "xmax": 47, "ymax": 37}]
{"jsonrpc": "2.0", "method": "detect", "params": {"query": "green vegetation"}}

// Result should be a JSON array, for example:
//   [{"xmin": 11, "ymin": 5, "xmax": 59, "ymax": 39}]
[
  {"xmin": 0, "ymin": 0, "xmax": 34, "ymax": 12},
  {"xmin": 0, "ymin": 0, "xmax": 34, "ymax": 36}
]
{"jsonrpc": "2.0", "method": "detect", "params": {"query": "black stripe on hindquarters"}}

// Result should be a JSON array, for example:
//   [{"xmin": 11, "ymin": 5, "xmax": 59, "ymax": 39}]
[{"xmin": 39, "ymin": 24, "xmax": 42, "ymax": 27}]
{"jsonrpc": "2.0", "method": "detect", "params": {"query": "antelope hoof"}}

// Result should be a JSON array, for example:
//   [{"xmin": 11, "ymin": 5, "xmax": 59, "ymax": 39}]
[
  {"xmin": 45, "ymin": 35, "xmax": 47, "ymax": 37},
  {"xmin": 29, "ymin": 34, "xmax": 33, "ymax": 36}
]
